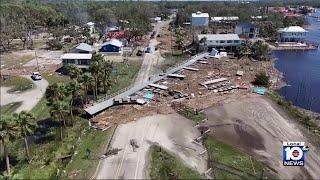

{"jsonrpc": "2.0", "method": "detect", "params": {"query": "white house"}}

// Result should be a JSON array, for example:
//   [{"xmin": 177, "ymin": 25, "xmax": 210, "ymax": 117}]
[
  {"xmin": 191, "ymin": 11, "xmax": 209, "ymax": 26},
  {"xmin": 277, "ymin": 26, "xmax": 308, "ymax": 42},
  {"xmin": 197, "ymin": 34, "xmax": 242, "ymax": 49},
  {"xmin": 61, "ymin": 53, "xmax": 93, "ymax": 69}
]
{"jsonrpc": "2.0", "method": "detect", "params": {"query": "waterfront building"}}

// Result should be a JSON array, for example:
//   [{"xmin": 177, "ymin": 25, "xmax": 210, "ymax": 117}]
[
  {"xmin": 191, "ymin": 11, "xmax": 209, "ymax": 26},
  {"xmin": 235, "ymin": 22, "xmax": 259, "ymax": 39},
  {"xmin": 197, "ymin": 34, "xmax": 242, "ymax": 50},
  {"xmin": 277, "ymin": 26, "xmax": 308, "ymax": 42}
]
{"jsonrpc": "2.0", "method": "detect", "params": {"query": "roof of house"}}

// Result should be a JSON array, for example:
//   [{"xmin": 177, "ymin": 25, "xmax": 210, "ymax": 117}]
[
  {"xmin": 278, "ymin": 26, "xmax": 307, "ymax": 33},
  {"xmin": 192, "ymin": 11, "xmax": 209, "ymax": 18},
  {"xmin": 75, "ymin": 43, "xmax": 94, "ymax": 52},
  {"xmin": 86, "ymin": 22, "xmax": 95, "ymax": 26},
  {"xmin": 198, "ymin": 34, "xmax": 241, "ymax": 41},
  {"xmin": 211, "ymin": 16, "xmax": 239, "ymax": 21},
  {"xmin": 101, "ymin": 39, "xmax": 123, "ymax": 47},
  {"xmin": 61, "ymin": 53, "xmax": 92, "ymax": 60},
  {"xmin": 236, "ymin": 22, "xmax": 257, "ymax": 28}
]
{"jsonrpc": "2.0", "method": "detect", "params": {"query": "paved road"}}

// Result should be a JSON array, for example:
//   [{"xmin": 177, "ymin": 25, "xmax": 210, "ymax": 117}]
[
  {"xmin": 95, "ymin": 114, "xmax": 207, "ymax": 179},
  {"xmin": 0, "ymin": 75, "xmax": 48, "ymax": 113},
  {"xmin": 134, "ymin": 20, "xmax": 171, "ymax": 85}
]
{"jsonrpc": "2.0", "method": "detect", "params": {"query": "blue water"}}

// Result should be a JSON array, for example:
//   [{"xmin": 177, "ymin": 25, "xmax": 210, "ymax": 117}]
[{"xmin": 273, "ymin": 10, "xmax": 320, "ymax": 113}]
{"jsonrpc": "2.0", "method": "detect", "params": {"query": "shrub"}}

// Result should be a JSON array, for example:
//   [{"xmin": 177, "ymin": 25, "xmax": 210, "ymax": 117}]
[{"xmin": 253, "ymin": 72, "xmax": 270, "ymax": 87}]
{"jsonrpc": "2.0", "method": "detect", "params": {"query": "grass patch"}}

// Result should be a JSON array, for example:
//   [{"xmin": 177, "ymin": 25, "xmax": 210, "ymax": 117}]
[
  {"xmin": 63, "ymin": 127, "xmax": 115, "ymax": 179},
  {"xmin": 0, "ymin": 102, "xmax": 22, "ymax": 116},
  {"xmin": 9, "ymin": 117, "xmax": 88, "ymax": 179},
  {"xmin": 43, "ymin": 73, "xmax": 71, "ymax": 84},
  {"xmin": 108, "ymin": 62, "xmax": 141, "ymax": 94},
  {"xmin": 149, "ymin": 146, "xmax": 202, "ymax": 179},
  {"xmin": 160, "ymin": 51, "xmax": 189, "ymax": 72},
  {"xmin": 205, "ymin": 136, "xmax": 275, "ymax": 179},
  {"xmin": 29, "ymin": 73, "xmax": 70, "ymax": 120},
  {"xmin": 179, "ymin": 110, "xmax": 206, "ymax": 122},
  {"xmin": 1, "ymin": 76, "xmax": 34, "ymax": 93}
]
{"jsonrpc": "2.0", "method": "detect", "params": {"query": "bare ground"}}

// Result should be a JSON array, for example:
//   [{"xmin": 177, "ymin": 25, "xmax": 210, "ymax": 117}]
[
  {"xmin": 0, "ymin": 75, "xmax": 48, "ymax": 113},
  {"xmin": 95, "ymin": 113, "xmax": 207, "ymax": 179},
  {"xmin": 202, "ymin": 96, "xmax": 320, "ymax": 179}
]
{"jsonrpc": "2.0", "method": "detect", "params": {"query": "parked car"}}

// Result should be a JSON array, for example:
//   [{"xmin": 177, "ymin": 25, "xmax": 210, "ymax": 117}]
[{"xmin": 31, "ymin": 72, "xmax": 42, "ymax": 80}]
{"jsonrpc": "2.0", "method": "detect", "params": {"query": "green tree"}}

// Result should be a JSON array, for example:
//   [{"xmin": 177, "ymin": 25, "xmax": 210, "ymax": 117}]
[
  {"xmin": 13, "ymin": 111, "xmax": 37, "ymax": 163},
  {"xmin": 49, "ymin": 101, "xmax": 69, "ymax": 140},
  {"xmin": 79, "ymin": 73, "xmax": 94, "ymax": 105},
  {"xmin": 66, "ymin": 80, "xmax": 84, "ymax": 119},
  {"xmin": 251, "ymin": 41, "xmax": 269, "ymax": 61},
  {"xmin": 0, "ymin": 116, "xmax": 17, "ymax": 174},
  {"xmin": 100, "ymin": 59, "xmax": 113, "ymax": 94},
  {"xmin": 89, "ymin": 54, "xmax": 104, "ymax": 100},
  {"xmin": 66, "ymin": 64, "xmax": 82, "ymax": 80},
  {"xmin": 45, "ymin": 83, "xmax": 67, "ymax": 106},
  {"xmin": 253, "ymin": 72, "xmax": 270, "ymax": 88},
  {"xmin": 45, "ymin": 83, "xmax": 69, "ymax": 140}
]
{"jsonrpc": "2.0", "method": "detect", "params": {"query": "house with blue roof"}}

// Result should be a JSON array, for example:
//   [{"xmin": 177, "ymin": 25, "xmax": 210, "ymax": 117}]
[
  {"xmin": 235, "ymin": 22, "xmax": 259, "ymax": 39},
  {"xmin": 99, "ymin": 39, "xmax": 123, "ymax": 55}
]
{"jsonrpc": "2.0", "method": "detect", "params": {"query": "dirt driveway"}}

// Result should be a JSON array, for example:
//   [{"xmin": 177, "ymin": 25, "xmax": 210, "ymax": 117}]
[
  {"xmin": 134, "ymin": 20, "xmax": 170, "ymax": 85},
  {"xmin": 0, "ymin": 75, "xmax": 48, "ymax": 113},
  {"xmin": 95, "ymin": 113, "xmax": 207, "ymax": 179},
  {"xmin": 203, "ymin": 97, "xmax": 320, "ymax": 179}
]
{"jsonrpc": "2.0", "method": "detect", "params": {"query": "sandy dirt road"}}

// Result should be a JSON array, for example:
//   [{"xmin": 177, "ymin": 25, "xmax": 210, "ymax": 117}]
[
  {"xmin": 0, "ymin": 75, "xmax": 48, "ymax": 113},
  {"xmin": 95, "ymin": 113, "xmax": 207, "ymax": 179},
  {"xmin": 134, "ymin": 20, "xmax": 170, "ymax": 85},
  {"xmin": 203, "ymin": 97, "xmax": 320, "ymax": 179}
]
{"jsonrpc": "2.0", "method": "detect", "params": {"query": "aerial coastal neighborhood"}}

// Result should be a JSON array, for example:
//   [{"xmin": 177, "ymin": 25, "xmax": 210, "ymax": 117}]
[{"xmin": 0, "ymin": 0, "xmax": 320, "ymax": 179}]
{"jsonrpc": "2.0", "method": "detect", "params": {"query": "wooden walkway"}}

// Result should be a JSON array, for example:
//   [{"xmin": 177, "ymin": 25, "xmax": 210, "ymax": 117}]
[{"xmin": 84, "ymin": 53, "xmax": 208, "ymax": 115}]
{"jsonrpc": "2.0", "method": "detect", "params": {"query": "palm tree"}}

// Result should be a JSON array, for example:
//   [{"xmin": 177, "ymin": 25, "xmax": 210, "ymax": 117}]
[
  {"xmin": 101, "ymin": 60, "xmax": 113, "ymax": 94},
  {"xmin": 0, "ymin": 116, "xmax": 18, "ymax": 174},
  {"xmin": 79, "ymin": 73, "xmax": 94, "ymax": 105},
  {"xmin": 89, "ymin": 55, "xmax": 103, "ymax": 100},
  {"xmin": 13, "ymin": 111, "xmax": 37, "ymax": 163},
  {"xmin": 45, "ymin": 83, "xmax": 67, "ymax": 106},
  {"xmin": 66, "ymin": 64, "xmax": 82, "ymax": 80},
  {"xmin": 49, "ymin": 101, "xmax": 68, "ymax": 140},
  {"xmin": 66, "ymin": 80, "xmax": 84, "ymax": 119}
]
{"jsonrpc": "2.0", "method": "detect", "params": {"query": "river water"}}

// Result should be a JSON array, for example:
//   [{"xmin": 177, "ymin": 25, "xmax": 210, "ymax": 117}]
[{"xmin": 273, "ymin": 10, "xmax": 320, "ymax": 113}]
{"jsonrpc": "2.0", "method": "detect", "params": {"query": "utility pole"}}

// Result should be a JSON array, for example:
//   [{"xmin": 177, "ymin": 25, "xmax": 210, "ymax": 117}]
[{"xmin": 35, "ymin": 51, "xmax": 39, "ymax": 72}]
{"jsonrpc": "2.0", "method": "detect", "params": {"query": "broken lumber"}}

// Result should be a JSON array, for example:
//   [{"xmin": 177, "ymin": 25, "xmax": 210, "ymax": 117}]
[
  {"xmin": 149, "ymin": 83, "xmax": 168, "ymax": 90},
  {"xmin": 197, "ymin": 61, "xmax": 208, "ymax": 64},
  {"xmin": 201, "ymin": 78, "xmax": 228, "ymax": 86},
  {"xmin": 183, "ymin": 66, "xmax": 199, "ymax": 71},
  {"xmin": 167, "ymin": 74, "xmax": 185, "ymax": 79},
  {"xmin": 199, "ymin": 149, "xmax": 207, "ymax": 155}
]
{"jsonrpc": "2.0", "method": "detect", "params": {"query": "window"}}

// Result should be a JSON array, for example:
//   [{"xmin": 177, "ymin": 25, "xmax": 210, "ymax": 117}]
[
  {"xmin": 78, "ymin": 59, "xmax": 90, "ymax": 65},
  {"xmin": 66, "ymin": 59, "xmax": 75, "ymax": 64},
  {"xmin": 234, "ymin": 40, "xmax": 240, "ymax": 43},
  {"xmin": 227, "ymin": 40, "xmax": 232, "ymax": 43},
  {"xmin": 220, "ymin": 40, "xmax": 225, "ymax": 43}
]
